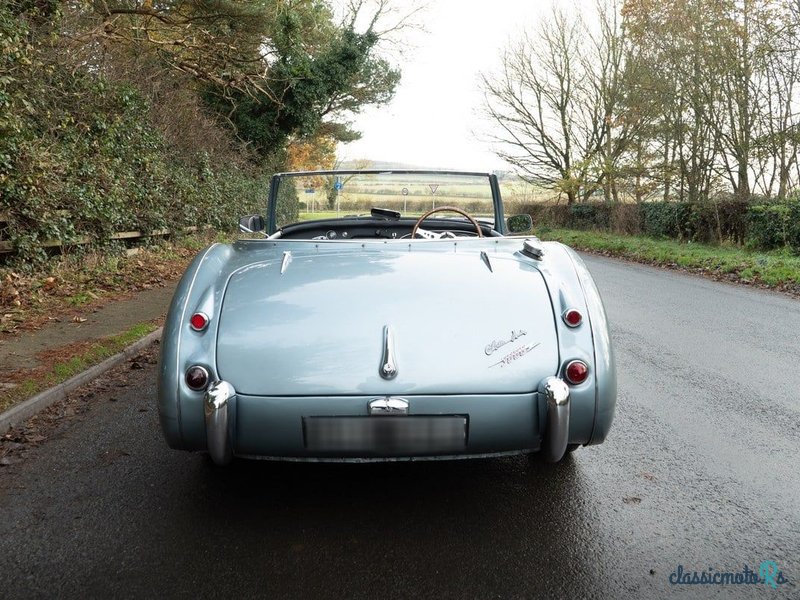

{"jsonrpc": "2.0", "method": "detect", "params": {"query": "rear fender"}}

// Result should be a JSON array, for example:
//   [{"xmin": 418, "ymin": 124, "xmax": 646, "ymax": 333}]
[
  {"xmin": 156, "ymin": 243, "xmax": 236, "ymax": 450},
  {"xmin": 559, "ymin": 245, "xmax": 617, "ymax": 445},
  {"xmin": 537, "ymin": 243, "xmax": 616, "ymax": 445}
]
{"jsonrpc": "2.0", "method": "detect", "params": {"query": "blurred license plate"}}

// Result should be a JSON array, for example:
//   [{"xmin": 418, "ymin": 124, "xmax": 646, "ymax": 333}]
[{"xmin": 303, "ymin": 416, "xmax": 467, "ymax": 455}]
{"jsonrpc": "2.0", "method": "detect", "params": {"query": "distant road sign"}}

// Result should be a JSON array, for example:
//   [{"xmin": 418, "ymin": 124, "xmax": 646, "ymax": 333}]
[
  {"xmin": 429, "ymin": 184, "xmax": 439, "ymax": 195},
  {"xmin": 401, "ymin": 187, "xmax": 409, "ymax": 196},
  {"xmin": 334, "ymin": 178, "xmax": 343, "ymax": 191},
  {"xmin": 304, "ymin": 189, "xmax": 315, "ymax": 194}
]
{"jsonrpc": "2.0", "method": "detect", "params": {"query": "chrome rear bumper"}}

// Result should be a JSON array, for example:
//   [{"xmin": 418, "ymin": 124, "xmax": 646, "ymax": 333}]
[
  {"xmin": 538, "ymin": 377, "xmax": 571, "ymax": 462},
  {"xmin": 203, "ymin": 379, "xmax": 570, "ymax": 465}
]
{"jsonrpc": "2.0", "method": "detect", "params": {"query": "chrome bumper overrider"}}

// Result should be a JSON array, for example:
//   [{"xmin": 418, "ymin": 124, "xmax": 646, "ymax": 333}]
[
  {"xmin": 204, "ymin": 380, "xmax": 236, "ymax": 465},
  {"xmin": 539, "ymin": 377, "xmax": 571, "ymax": 462}
]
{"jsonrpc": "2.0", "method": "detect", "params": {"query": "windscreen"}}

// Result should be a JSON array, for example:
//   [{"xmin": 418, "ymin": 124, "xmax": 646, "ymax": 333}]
[{"xmin": 272, "ymin": 172, "xmax": 497, "ymax": 230}]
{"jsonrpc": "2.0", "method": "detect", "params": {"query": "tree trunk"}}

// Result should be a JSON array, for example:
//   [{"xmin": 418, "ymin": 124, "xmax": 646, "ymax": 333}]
[{"xmin": 735, "ymin": 164, "xmax": 751, "ymax": 202}]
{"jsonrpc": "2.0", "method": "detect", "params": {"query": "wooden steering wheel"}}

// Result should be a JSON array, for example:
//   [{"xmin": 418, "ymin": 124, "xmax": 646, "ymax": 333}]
[{"xmin": 411, "ymin": 206, "xmax": 484, "ymax": 239}]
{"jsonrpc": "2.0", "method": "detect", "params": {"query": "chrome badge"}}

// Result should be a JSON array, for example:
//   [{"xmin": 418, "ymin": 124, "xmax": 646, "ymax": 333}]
[
  {"xmin": 485, "ymin": 329, "xmax": 527, "ymax": 356},
  {"xmin": 489, "ymin": 343, "xmax": 541, "ymax": 368}
]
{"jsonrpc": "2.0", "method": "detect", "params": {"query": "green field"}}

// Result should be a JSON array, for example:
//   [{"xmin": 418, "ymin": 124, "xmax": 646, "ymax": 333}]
[
  {"xmin": 298, "ymin": 211, "xmax": 341, "ymax": 221},
  {"xmin": 291, "ymin": 173, "xmax": 553, "ymax": 221}
]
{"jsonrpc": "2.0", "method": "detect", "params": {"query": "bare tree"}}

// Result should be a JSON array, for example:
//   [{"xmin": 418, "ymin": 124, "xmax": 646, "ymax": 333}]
[
  {"xmin": 622, "ymin": 0, "xmax": 726, "ymax": 202},
  {"xmin": 586, "ymin": 0, "xmax": 651, "ymax": 202},
  {"xmin": 755, "ymin": 1, "xmax": 800, "ymax": 199},
  {"xmin": 483, "ymin": 2, "xmax": 646, "ymax": 204},
  {"xmin": 486, "ymin": 0, "xmax": 800, "ymax": 205},
  {"xmin": 482, "ymin": 10, "xmax": 602, "ymax": 204}
]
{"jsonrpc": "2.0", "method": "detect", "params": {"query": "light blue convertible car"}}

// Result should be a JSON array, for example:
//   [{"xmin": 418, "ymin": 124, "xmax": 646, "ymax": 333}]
[{"xmin": 157, "ymin": 170, "xmax": 616, "ymax": 466}]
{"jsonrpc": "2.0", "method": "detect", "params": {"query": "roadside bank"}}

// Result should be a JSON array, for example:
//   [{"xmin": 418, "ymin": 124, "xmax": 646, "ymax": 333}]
[
  {"xmin": 537, "ymin": 228, "xmax": 800, "ymax": 299},
  {"xmin": 0, "ymin": 235, "xmax": 216, "ymax": 419},
  {"xmin": 0, "ymin": 281, "xmax": 177, "ymax": 418}
]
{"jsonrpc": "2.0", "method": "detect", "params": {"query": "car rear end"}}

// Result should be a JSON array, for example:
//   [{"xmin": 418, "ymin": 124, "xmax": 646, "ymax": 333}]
[{"xmin": 159, "ymin": 239, "xmax": 611, "ymax": 464}]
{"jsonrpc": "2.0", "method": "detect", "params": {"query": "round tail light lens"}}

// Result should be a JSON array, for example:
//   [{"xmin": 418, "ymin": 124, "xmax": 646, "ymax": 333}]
[
  {"xmin": 190, "ymin": 312, "xmax": 209, "ymax": 331},
  {"xmin": 185, "ymin": 366, "xmax": 209, "ymax": 391},
  {"xmin": 565, "ymin": 360, "xmax": 589, "ymax": 385},
  {"xmin": 563, "ymin": 309, "xmax": 583, "ymax": 327}
]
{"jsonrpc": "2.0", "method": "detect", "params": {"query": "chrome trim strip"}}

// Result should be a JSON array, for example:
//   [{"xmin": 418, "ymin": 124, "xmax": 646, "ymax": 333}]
[
  {"xmin": 539, "ymin": 377, "xmax": 570, "ymax": 462},
  {"xmin": 280, "ymin": 250, "xmax": 292, "ymax": 274},
  {"xmin": 274, "ymin": 169, "xmax": 494, "ymax": 178},
  {"xmin": 204, "ymin": 380, "xmax": 236, "ymax": 465},
  {"xmin": 380, "ymin": 325, "xmax": 398, "ymax": 380},
  {"xmin": 480, "ymin": 250, "xmax": 493, "ymax": 272}
]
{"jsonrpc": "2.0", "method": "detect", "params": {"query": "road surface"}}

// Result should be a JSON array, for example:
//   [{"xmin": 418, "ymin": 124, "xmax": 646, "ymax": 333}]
[{"xmin": 0, "ymin": 255, "xmax": 797, "ymax": 598}]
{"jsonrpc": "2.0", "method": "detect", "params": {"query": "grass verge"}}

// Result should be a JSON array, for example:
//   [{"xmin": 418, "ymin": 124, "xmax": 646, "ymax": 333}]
[
  {"xmin": 0, "ymin": 322, "xmax": 158, "ymax": 414},
  {"xmin": 537, "ymin": 228, "xmax": 800, "ymax": 293}
]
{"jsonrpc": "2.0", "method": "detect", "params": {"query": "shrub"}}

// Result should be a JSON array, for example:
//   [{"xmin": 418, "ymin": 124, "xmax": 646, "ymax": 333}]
[
  {"xmin": 747, "ymin": 199, "xmax": 800, "ymax": 252},
  {"xmin": 521, "ymin": 198, "xmax": 799, "ymax": 254},
  {"xmin": 610, "ymin": 204, "xmax": 640, "ymax": 235},
  {"xmin": 0, "ymin": 3, "xmax": 269, "ymax": 268},
  {"xmin": 639, "ymin": 202, "xmax": 698, "ymax": 240},
  {"xmin": 568, "ymin": 203, "xmax": 611, "ymax": 230}
]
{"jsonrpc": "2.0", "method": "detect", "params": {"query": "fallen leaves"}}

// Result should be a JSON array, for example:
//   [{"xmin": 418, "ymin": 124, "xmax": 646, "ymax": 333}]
[
  {"xmin": 0, "ymin": 236, "xmax": 205, "ymax": 335},
  {"xmin": 2, "ymin": 273, "xmax": 22, "ymax": 308},
  {"xmin": 0, "ymin": 344, "xmax": 159, "ymax": 470},
  {"xmin": 0, "ymin": 428, "xmax": 49, "ymax": 467}
]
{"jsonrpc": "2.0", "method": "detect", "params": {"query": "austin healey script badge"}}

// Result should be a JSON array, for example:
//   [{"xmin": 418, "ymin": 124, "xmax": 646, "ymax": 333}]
[
  {"xmin": 485, "ymin": 330, "xmax": 528, "ymax": 356},
  {"xmin": 485, "ymin": 329, "xmax": 540, "ymax": 368},
  {"xmin": 489, "ymin": 343, "xmax": 541, "ymax": 368}
]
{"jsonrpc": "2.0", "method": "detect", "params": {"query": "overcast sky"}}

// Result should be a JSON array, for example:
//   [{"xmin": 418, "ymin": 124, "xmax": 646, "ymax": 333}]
[{"xmin": 339, "ymin": 0, "xmax": 554, "ymax": 170}]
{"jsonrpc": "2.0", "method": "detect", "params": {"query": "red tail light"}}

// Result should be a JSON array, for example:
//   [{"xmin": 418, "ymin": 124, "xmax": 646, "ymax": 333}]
[
  {"xmin": 186, "ymin": 366, "xmax": 209, "ymax": 390},
  {"xmin": 564, "ymin": 360, "xmax": 589, "ymax": 385},
  {"xmin": 190, "ymin": 312, "xmax": 209, "ymax": 331},
  {"xmin": 562, "ymin": 309, "xmax": 583, "ymax": 328}
]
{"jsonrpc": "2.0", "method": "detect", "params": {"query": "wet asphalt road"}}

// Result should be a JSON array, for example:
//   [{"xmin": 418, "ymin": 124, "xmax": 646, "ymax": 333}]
[{"xmin": 0, "ymin": 255, "xmax": 798, "ymax": 599}]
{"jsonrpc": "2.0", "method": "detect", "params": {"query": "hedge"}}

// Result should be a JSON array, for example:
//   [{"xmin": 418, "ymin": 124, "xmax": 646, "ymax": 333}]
[
  {"xmin": 521, "ymin": 199, "xmax": 800, "ymax": 253},
  {"xmin": 0, "ymin": 4, "xmax": 272, "ymax": 268}
]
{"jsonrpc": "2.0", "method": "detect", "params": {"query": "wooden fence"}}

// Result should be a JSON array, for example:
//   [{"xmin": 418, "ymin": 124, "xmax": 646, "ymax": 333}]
[{"xmin": 0, "ymin": 212, "xmax": 208, "ymax": 256}]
